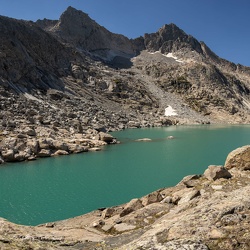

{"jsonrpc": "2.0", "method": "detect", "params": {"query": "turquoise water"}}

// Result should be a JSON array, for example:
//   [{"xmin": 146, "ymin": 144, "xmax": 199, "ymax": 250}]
[{"xmin": 0, "ymin": 125, "xmax": 249, "ymax": 225}]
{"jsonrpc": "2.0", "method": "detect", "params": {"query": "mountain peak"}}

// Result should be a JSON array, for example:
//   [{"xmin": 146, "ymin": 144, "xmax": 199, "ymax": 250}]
[
  {"xmin": 52, "ymin": 6, "xmax": 99, "ymax": 44},
  {"xmin": 160, "ymin": 23, "xmax": 183, "ymax": 31},
  {"xmin": 37, "ymin": 7, "xmax": 231, "ymax": 66},
  {"xmin": 65, "ymin": 6, "xmax": 78, "ymax": 12},
  {"xmin": 157, "ymin": 23, "xmax": 187, "ymax": 41},
  {"xmin": 63, "ymin": 6, "xmax": 88, "ymax": 16},
  {"xmin": 59, "ymin": 6, "xmax": 93, "ymax": 27},
  {"xmin": 45, "ymin": 6, "xmax": 135, "ymax": 65},
  {"xmin": 142, "ymin": 22, "xmax": 203, "ymax": 55}
]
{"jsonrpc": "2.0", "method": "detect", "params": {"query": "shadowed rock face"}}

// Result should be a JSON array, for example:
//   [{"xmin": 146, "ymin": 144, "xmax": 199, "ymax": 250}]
[
  {"xmin": 39, "ymin": 6, "xmax": 136, "ymax": 63},
  {"xmin": 0, "ymin": 16, "xmax": 74, "ymax": 93}
]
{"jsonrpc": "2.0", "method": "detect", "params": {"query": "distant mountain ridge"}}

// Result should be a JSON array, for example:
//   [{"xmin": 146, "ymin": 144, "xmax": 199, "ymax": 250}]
[
  {"xmin": 35, "ymin": 7, "xmax": 250, "ymax": 72},
  {"xmin": 36, "ymin": 7, "xmax": 213, "ymax": 64},
  {"xmin": 36, "ymin": 8, "xmax": 210, "ymax": 61}
]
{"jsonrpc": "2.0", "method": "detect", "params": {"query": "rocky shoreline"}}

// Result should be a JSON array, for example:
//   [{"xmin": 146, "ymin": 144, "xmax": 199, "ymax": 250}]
[
  {"xmin": 0, "ymin": 145, "xmax": 250, "ymax": 249},
  {"xmin": 0, "ymin": 90, "xmax": 178, "ymax": 165}
]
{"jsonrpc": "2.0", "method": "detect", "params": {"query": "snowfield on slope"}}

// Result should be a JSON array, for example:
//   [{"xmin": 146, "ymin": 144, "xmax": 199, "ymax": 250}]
[{"xmin": 165, "ymin": 106, "xmax": 178, "ymax": 116}]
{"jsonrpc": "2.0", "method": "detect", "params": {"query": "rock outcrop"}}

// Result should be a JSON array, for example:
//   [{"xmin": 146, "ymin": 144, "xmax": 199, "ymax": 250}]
[
  {"xmin": 0, "ymin": 15, "xmax": 72, "ymax": 93},
  {"xmin": 0, "ymin": 130, "xmax": 116, "ymax": 163},
  {"xmin": 225, "ymin": 145, "xmax": 250, "ymax": 170},
  {"xmin": 0, "ymin": 146, "xmax": 250, "ymax": 249},
  {"xmin": 204, "ymin": 165, "xmax": 232, "ymax": 181},
  {"xmin": 142, "ymin": 23, "xmax": 203, "ymax": 54}
]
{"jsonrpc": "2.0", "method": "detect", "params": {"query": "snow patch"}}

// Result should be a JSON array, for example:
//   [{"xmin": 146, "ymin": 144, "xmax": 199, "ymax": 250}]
[
  {"xmin": 166, "ymin": 52, "xmax": 178, "ymax": 60},
  {"xmin": 165, "ymin": 53, "xmax": 184, "ymax": 63},
  {"xmin": 176, "ymin": 59, "xmax": 184, "ymax": 63},
  {"xmin": 149, "ymin": 51, "xmax": 160, "ymax": 55},
  {"xmin": 165, "ymin": 106, "xmax": 178, "ymax": 116},
  {"xmin": 148, "ymin": 51, "xmax": 183, "ymax": 63}
]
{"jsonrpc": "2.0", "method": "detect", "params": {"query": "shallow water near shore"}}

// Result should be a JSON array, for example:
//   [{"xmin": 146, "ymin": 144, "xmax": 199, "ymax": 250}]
[{"xmin": 0, "ymin": 124, "xmax": 249, "ymax": 226}]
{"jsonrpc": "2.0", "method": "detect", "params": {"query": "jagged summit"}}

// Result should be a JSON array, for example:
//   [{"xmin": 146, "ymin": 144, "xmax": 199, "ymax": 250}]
[
  {"xmin": 39, "ymin": 6, "xmax": 135, "ymax": 66},
  {"xmin": 35, "ymin": 7, "xmax": 214, "ymax": 65},
  {"xmin": 157, "ymin": 23, "xmax": 187, "ymax": 40},
  {"xmin": 142, "ymin": 22, "xmax": 203, "ymax": 55},
  {"xmin": 57, "ymin": 6, "xmax": 97, "ymax": 31},
  {"xmin": 64, "ymin": 5, "xmax": 86, "ymax": 14}
]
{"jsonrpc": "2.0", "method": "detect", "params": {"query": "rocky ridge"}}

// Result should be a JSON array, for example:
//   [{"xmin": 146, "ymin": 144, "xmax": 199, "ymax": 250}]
[
  {"xmin": 0, "ymin": 145, "xmax": 250, "ymax": 249},
  {"xmin": 37, "ymin": 6, "xmax": 135, "ymax": 64}
]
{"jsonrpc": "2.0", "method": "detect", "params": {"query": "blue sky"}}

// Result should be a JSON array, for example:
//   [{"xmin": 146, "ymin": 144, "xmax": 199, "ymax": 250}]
[{"xmin": 1, "ymin": 0, "xmax": 250, "ymax": 66}]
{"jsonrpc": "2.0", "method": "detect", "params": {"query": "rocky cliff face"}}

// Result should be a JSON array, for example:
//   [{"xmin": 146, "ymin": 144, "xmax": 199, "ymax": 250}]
[
  {"xmin": 0, "ymin": 15, "xmax": 73, "ymax": 93},
  {"xmin": 37, "ymin": 6, "xmax": 135, "ymax": 64},
  {"xmin": 130, "ymin": 23, "xmax": 250, "ymax": 123}
]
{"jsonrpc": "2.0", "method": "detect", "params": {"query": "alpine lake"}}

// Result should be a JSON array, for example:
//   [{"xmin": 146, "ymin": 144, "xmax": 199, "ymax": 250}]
[{"xmin": 0, "ymin": 124, "xmax": 249, "ymax": 226}]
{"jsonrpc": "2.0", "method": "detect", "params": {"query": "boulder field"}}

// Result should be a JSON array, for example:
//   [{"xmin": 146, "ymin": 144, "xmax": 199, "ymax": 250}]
[{"xmin": 0, "ymin": 128, "xmax": 116, "ymax": 164}]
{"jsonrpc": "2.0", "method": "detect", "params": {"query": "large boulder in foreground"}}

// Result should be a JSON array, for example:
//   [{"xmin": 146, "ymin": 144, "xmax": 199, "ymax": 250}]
[
  {"xmin": 1, "ymin": 149, "xmax": 15, "ymax": 162},
  {"xmin": 204, "ymin": 165, "xmax": 232, "ymax": 181},
  {"xmin": 224, "ymin": 145, "xmax": 250, "ymax": 171},
  {"xmin": 120, "ymin": 198, "xmax": 143, "ymax": 217}
]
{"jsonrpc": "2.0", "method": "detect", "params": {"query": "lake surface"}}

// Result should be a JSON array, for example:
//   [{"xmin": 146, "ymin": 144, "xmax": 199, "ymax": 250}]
[{"xmin": 0, "ymin": 125, "xmax": 249, "ymax": 226}]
